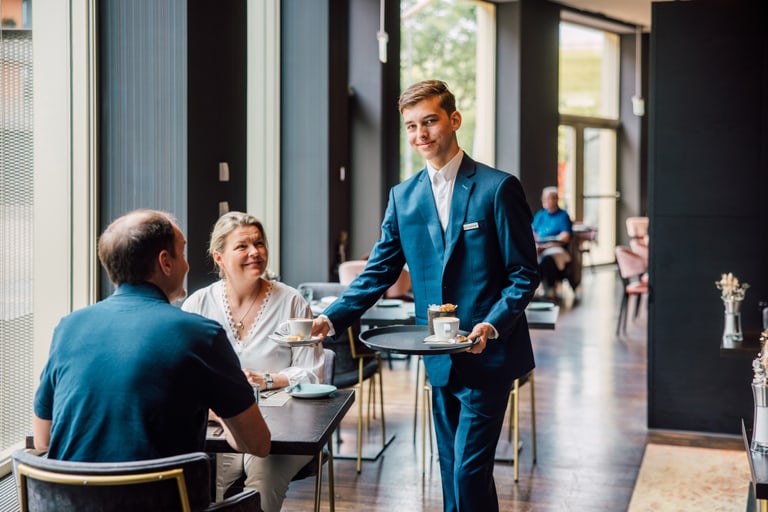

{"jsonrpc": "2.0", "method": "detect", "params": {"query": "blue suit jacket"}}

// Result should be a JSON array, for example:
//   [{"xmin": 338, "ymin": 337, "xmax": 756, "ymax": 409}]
[{"xmin": 325, "ymin": 155, "xmax": 539, "ymax": 391}]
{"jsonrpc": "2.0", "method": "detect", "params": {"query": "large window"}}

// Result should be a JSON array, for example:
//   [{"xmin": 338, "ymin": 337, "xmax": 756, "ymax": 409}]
[
  {"xmin": 0, "ymin": 0, "xmax": 34, "ymax": 459},
  {"xmin": 558, "ymin": 22, "xmax": 619, "ymax": 266},
  {"xmin": 400, "ymin": 0, "xmax": 495, "ymax": 180}
]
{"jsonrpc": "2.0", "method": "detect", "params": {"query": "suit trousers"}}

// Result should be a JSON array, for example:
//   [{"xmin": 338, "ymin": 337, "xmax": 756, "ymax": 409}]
[{"xmin": 431, "ymin": 377, "xmax": 510, "ymax": 512}]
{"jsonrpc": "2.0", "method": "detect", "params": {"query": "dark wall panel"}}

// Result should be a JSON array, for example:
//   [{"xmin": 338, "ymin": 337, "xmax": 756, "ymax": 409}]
[
  {"xmin": 99, "ymin": 0, "xmax": 188, "ymax": 298},
  {"xmin": 495, "ymin": 0, "xmax": 560, "ymax": 213},
  {"xmin": 648, "ymin": 0, "xmax": 767, "ymax": 434},
  {"xmin": 187, "ymin": 0, "xmax": 247, "ymax": 292},
  {"xmin": 518, "ymin": 0, "xmax": 560, "ymax": 213}
]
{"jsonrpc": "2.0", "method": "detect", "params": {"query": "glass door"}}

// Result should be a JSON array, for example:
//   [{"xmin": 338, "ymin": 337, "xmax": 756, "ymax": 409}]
[
  {"xmin": 558, "ymin": 21, "xmax": 621, "ymax": 266},
  {"xmin": 558, "ymin": 121, "xmax": 618, "ymax": 266}
]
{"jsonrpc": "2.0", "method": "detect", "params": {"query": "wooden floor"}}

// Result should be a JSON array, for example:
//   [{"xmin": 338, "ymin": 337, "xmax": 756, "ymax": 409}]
[{"xmin": 281, "ymin": 266, "xmax": 741, "ymax": 511}]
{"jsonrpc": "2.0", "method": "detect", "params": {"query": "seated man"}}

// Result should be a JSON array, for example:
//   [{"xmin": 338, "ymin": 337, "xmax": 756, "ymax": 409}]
[
  {"xmin": 532, "ymin": 186, "xmax": 573, "ymax": 299},
  {"xmin": 32, "ymin": 209, "xmax": 270, "ymax": 462}
]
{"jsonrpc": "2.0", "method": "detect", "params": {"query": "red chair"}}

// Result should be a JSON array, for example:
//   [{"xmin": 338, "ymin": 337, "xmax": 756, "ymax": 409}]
[{"xmin": 614, "ymin": 246, "xmax": 649, "ymax": 335}]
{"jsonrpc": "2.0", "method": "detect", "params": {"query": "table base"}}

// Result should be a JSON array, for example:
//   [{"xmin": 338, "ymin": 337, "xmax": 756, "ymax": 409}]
[
  {"xmin": 333, "ymin": 433, "xmax": 397, "ymax": 463},
  {"xmin": 494, "ymin": 440, "xmax": 524, "ymax": 463}
]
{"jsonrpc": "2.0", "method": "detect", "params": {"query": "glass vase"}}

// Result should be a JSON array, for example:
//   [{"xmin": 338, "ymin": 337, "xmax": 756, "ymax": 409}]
[
  {"xmin": 753, "ymin": 383, "xmax": 768, "ymax": 453},
  {"xmin": 722, "ymin": 297, "xmax": 743, "ymax": 343}
]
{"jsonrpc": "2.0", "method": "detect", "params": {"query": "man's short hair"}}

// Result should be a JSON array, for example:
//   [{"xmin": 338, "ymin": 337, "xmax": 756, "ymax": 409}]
[
  {"xmin": 542, "ymin": 186, "xmax": 559, "ymax": 198},
  {"xmin": 97, "ymin": 209, "xmax": 177, "ymax": 285},
  {"xmin": 398, "ymin": 79, "xmax": 457, "ymax": 115}
]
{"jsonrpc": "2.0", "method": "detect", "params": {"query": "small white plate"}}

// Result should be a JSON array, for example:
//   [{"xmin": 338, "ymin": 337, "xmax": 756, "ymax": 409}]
[
  {"xmin": 527, "ymin": 302, "xmax": 555, "ymax": 311},
  {"xmin": 288, "ymin": 383, "xmax": 338, "ymax": 399},
  {"xmin": 268, "ymin": 334, "xmax": 322, "ymax": 347},
  {"xmin": 378, "ymin": 299, "xmax": 405, "ymax": 307},
  {"xmin": 423, "ymin": 334, "xmax": 472, "ymax": 345}
]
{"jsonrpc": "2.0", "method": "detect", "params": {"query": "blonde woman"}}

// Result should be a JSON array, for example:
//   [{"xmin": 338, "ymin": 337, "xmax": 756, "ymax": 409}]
[{"xmin": 183, "ymin": 211, "xmax": 323, "ymax": 511}]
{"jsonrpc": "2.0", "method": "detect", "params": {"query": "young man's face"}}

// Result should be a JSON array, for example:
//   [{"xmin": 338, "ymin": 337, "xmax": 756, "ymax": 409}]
[{"xmin": 402, "ymin": 95, "xmax": 462, "ymax": 169}]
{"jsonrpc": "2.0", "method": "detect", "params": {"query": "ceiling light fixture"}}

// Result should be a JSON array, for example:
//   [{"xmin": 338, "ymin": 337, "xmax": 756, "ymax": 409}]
[
  {"xmin": 631, "ymin": 25, "xmax": 645, "ymax": 117},
  {"xmin": 377, "ymin": 0, "xmax": 388, "ymax": 63}
]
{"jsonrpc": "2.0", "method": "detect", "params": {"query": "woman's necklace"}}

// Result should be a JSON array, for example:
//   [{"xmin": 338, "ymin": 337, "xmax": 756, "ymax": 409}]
[
  {"xmin": 234, "ymin": 299, "xmax": 257, "ymax": 332},
  {"xmin": 227, "ymin": 281, "xmax": 261, "ymax": 333}
]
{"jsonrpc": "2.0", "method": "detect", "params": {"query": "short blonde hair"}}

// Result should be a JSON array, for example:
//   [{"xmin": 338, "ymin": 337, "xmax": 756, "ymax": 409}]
[{"xmin": 208, "ymin": 211, "xmax": 267, "ymax": 278}]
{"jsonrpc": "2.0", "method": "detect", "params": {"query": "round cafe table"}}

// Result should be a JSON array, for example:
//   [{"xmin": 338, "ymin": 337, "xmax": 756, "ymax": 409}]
[{"xmin": 359, "ymin": 325, "xmax": 476, "ymax": 355}]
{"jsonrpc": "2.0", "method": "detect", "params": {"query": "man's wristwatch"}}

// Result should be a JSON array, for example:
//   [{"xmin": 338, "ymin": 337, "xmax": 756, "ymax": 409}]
[{"xmin": 265, "ymin": 373, "xmax": 273, "ymax": 391}]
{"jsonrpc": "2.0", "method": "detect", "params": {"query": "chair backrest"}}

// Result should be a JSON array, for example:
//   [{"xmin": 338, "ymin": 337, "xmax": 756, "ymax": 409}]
[
  {"xmin": 338, "ymin": 260, "xmax": 367, "ymax": 286},
  {"xmin": 322, "ymin": 348, "xmax": 336, "ymax": 385},
  {"xmin": 339, "ymin": 260, "xmax": 411, "ymax": 300},
  {"xmin": 12, "ymin": 449, "xmax": 212, "ymax": 512},
  {"xmin": 384, "ymin": 266, "xmax": 412, "ymax": 299},
  {"xmin": 625, "ymin": 216, "xmax": 649, "ymax": 239},
  {"xmin": 615, "ymin": 245, "xmax": 648, "ymax": 281},
  {"xmin": 297, "ymin": 281, "xmax": 347, "ymax": 301}
]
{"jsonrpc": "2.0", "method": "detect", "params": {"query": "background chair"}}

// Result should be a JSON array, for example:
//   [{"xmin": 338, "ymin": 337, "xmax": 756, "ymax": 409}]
[
  {"xmin": 506, "ymin": 371, "xmax": 536, "ymax": 482},
  {"xmin": 384, "ymin": 266, "xmax": 413, "ymax": 301},
  {"xmin": 299, "ymin": 281, "xmax": 387, "ymax": 474},
  {"xmin": 339, "ymin": 260, "xmax": 413, "ymax": 302},
  {"xmin": 614, "ymin": 245, "xmax": 649, "ymax": 335},
  {"xmin": 338, "ymin": 260, "xmax": 367, "ymax": 287},
  {"xmin": 338, "ymin": 323, "xmax": 386, "ymax": 473},
  {"xmin": 625, "ymin": 216, "xmax": 649, "ymax": 240},
  {"xmin": 290, "ymin": 348, "xmax": 337, "ymax": 512},
  {"xmin": 572, "ymin": 222, "xmax": 598, "ymax": 272},
  {"xmin": 625, "ymin": 216, "xmax": 649, "ymax": 265},
  {"xmin": 12, "ymin": 449, "xmax": 260, "ymax": 512}
]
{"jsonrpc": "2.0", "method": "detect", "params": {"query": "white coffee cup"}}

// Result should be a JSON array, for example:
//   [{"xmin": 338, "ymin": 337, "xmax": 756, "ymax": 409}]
[
  {"xmin": 432, "ymin": 316, "xmax": 460, "ymax": 340},
  {"xmin": 278, "ymin": 318, "xmax": 313, "ymax": 340}
]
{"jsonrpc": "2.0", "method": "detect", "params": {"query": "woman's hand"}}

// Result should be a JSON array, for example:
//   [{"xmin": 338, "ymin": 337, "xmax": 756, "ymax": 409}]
[{"xmin": 242, "ymin": 369, "xmax": 289, "ymax": 390}]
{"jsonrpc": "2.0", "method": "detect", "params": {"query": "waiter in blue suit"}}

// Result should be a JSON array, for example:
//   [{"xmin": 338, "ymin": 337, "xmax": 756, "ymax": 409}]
[{"xmin": 313, "ymin": 80, "xmax": 539, "ymax": 511}]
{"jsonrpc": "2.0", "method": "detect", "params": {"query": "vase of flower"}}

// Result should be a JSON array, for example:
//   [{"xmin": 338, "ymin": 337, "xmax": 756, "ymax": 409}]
[
  {"xmin": 722, "ymin": 297, "xmax": 743, "ymax": 342},
  {"xmin": 752, "ymin": 331, "xmax": 768, "ymax": 453},
  {"xmin": 716, "ymin": 272, "xmax": 749, "ymax": 343}
]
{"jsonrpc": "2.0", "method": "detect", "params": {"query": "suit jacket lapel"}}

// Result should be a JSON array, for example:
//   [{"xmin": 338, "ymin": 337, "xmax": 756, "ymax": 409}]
[
  {"xmin": 416, "ymin": 170, "xmax": 446, "ymax": 256},
  {"xmin": 443, "ymin": 157, "xmax": 476, "ymax": 266}
]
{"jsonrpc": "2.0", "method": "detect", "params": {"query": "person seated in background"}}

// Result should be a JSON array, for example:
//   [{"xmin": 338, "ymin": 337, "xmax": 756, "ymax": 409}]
[
  {"xmin": 32, "ymin": 209, "xmax": 270, "ymax": 462},
  {"xmin": 182, "ymin": 211, "xmax": 324, "ymax": 511},
  {"xmin": 532, "ymin": 186, "xmax": 573, "ymax": 299}
]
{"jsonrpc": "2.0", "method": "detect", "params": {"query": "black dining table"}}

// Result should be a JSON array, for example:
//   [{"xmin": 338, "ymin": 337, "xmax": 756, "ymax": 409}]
[
  {"xmin": 206, "ymin": 388, "xmax": 354, "ymax": 512},
  {"xmin": 204, "ymin": 389, "xmax": 354, "ymax": 456}
]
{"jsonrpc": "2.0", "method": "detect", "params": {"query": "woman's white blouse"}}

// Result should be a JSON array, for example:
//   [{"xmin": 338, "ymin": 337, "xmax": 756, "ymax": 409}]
[{"xmin": 182, "ymin": 280, "xmax": 324, "ymax": 385}]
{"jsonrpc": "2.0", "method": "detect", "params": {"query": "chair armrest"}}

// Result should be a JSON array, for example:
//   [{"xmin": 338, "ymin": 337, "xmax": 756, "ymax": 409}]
[{"xmin": 203, "ymin": 489, "xmax": 261, "ymax": 512}]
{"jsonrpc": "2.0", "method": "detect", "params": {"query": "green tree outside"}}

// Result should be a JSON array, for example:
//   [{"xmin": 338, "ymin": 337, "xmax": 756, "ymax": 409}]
[{"xmin": 400, "ymin": 0, "xmax": 477, "ymax": 180}]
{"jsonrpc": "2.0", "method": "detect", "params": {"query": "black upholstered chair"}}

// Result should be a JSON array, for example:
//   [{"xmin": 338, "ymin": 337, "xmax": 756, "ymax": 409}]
[{"xmin": 12, "ymin": 449, "xmax": 261, "ymax": 512}]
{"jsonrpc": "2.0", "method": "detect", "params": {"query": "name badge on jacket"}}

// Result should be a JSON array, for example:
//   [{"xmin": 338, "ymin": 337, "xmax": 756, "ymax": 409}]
[{"xmin": 462, "ymin": 222, "xmax": 479, "ymax": 231}]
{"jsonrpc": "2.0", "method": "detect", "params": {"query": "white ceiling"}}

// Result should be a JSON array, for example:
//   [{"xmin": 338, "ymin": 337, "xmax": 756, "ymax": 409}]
[{"xmin": 556, "ymin": 0, "xmax": 655, "ymax": 30}]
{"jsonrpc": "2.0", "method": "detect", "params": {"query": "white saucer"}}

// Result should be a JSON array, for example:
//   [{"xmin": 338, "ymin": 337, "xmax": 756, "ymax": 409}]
[
  {"xmin": 268, "ymin": 334, "xmax": 322, "ymax": 347},
  {"xmin": 378, "ymin": 299, "xmax": 404, "ymax": 307},
  {"xmin": 423, "ymin": 334, "xmax": 471, "ymax": 345}
]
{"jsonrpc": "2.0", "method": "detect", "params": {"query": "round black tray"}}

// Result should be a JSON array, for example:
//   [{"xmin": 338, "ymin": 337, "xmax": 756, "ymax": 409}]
[{"xmin": 359, "ymin": 325, "xmax": 476, "ymax": 355}]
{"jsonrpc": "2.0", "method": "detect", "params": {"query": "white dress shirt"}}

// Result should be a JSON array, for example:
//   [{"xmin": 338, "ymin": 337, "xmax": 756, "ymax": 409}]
[{"xmin": 428, "ymin": 150, "xmax": 463, "ymax": 231}]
